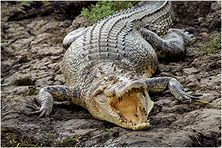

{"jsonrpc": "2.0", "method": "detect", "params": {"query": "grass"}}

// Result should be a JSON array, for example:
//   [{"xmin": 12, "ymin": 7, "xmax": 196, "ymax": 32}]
[
  {"xmin": 2, "ymin": 40, "xmax": 10, "ymax": 46},
  {"xmin": 26, "ymin": 87, "xmax": 39, "ymax": 95},
  {"xmin": 1, "ymin": 127, "xmax": 49, "ymax": 147},
  {"xmin": 1, "ymin": 127, "xmax": 82, "ymax": 147},
  {"xmin": 16, "ymin": 0, "xmax": 32, "ymax": 12},
  {"xmin": 196, "ymin": 34, "xmax": 221, "ymax": 55},
  {"xmin": 81, "ymin": 1, "xmax": 138, "ymax": 24}
]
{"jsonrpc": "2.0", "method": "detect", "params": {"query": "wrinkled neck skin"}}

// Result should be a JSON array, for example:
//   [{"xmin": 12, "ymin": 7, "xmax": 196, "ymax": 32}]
[{"xmin": 83, "ymin": 63, "xmax": 154, "ymax": 130}]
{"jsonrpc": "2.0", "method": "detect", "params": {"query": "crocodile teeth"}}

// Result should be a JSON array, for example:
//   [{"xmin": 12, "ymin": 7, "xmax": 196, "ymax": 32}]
[
  {"xmin": 128, "ymin": 90, "xmax": 131, "ymax": 96},
  {"xmin": 141, "ymin": 87, "xmax": 144, "ymax": 92},
  {"xmin": 118, "ymin": 96, "xmax": 122, "ymax": 102}
]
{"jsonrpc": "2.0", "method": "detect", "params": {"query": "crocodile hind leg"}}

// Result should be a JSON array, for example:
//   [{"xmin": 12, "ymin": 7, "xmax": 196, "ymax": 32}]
[
  {"xmin": 140, "ymin": 28, "xmax": 194, "ymax": 59},
  {"xmin": 144, "ymin": 77, "xmax": 199, "ymax": 101},
  {"xmin": 28, "ymin": 85, "xmax": 83, "ymax": 117},
  {"xmin": 62, "ymin": 27, "xmax": 88, "ymax": 49}
]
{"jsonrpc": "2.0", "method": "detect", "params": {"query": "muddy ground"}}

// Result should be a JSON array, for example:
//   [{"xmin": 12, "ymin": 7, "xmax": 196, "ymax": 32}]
[{"xmin": 1, "ymin": 1, "xmax": 221, "ymax": 147}]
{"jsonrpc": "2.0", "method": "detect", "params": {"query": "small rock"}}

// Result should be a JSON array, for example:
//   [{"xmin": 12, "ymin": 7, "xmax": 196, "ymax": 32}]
[
  {"xmin": 158, "ymin": 64, "xmax": 170, "ymax": 72},
  {"xmin": 35, "ymin": 76, "xmax": 54, "ymax": 86},
  {"xmin": 1, "ymin": 78, "xmax": 4, "ymax": 83},
  {"xmin": 186, "ymin": 75, "xmax": 198, "ymax": 82},
  {"xmin": 200, "ymin": 74, "xmax": 221, "ymax": 89},
  {"xmin": 199, "ymin": 32, "xmax": 209, "ymax": 38},
  {"xmin": 210, "ymin": 19, "xmax": 220, "ymax": 29},
  {"xmin": 54, "ymin": 75, "xmax": 65, "ymax": 83},
  {"xmin": 14, "ymin": 86, "xmax": 30, "ymax": 95},
  {"xmin": 175, "ymin": 71, "xmax": 183, "ymax": 76},
  {"xmin": 183, "ymin": 67, "xmax": 198, "ymax": 75},
  {"xmin": 200, "ymin": 22, "xmax": 209, "ymax": 28},
  {"xmin": 185, "ymin": 27, "xmax": 197, "ymax": 33},
  {"xmin": 47, "ymin": 63, "xmax": 58, "ymax": 69},
  {"xmin": 186, "ymin": 81, "xmax": 199, "ymax": 88},
  {"xmin": 186, "ymin": 75, "xmax": 199, "ymax": 88},
  {"xmin": 211, "ymin": 2, "xmax": 221, "ymax": 11},
  {"xmin": 16, "ymin": 55, "xmax": 28, "ymax": 63},
  {"xmin": 206, "ymin": 61, "xmax": 220, "ymax": 71},
  {"xmin": 53, "ymin": 81, "xmax": 63, "ymax": 85},
  {"xmin": 159, "ymin": 72, "xmax": 174, "ymax": 77},
  {"xmin": 169, "ymin": 65, "xmax": 182, "ymax": 74},
  {"xmin": 200, "ymin": 28, "xmax": 209, "ymax": 33},
  {"xmin": 16, "ymin": 56, "xmax": 23, "ymax": 63},
  {"xmin": 198, "ymin": 17, "xmax": 204, "ymax": 23}
]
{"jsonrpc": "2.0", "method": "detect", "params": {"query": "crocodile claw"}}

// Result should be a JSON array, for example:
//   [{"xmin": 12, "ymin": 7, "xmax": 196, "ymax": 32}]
[
  {"xmin": 27, "ymin": 104, "xmax": 52, "ymax": 117},
  {"xmin": 168, "ymin": 28, "xmax": 196, "ymax": 44},
  {"xmin": 178, "ymin": 91, "xmax": 201, "ymax": 103},
  {"xmin": 26, "ymin": 89, "xmax": 54, "ymax": 117}
]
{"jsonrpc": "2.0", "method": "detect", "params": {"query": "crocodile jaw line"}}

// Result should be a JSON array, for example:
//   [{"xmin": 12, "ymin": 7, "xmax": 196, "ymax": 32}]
[
  {"xmin": 106, "ymin": 82, "xmax": 153, "ymax": 130},
  {"xmin": 89, "ymin": 74, "xmax": 154, "ymax": 130}
]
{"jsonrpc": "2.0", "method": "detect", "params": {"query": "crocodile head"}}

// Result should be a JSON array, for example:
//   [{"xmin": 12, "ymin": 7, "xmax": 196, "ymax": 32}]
[{"xmin": 86, "ymin": 73, "xmax": 154, "ymax": 130}]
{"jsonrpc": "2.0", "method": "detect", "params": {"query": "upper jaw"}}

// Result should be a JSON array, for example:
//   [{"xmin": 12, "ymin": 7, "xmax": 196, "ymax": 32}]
[
  {"xmin": 89, "ymin": 75, "xmax": 154, "ymax": 130},
  {"xmin": 105, "ymin": 80, "xmax": 154, "ymax": 130},
  {"xmin": 105, "ymin": 80, "xmax": 148, "ymax": 110}
]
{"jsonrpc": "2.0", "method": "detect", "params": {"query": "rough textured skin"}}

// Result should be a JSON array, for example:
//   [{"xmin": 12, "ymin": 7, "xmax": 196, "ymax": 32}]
[{"xmin": 30, "ymin": 1, "xmax": 197, "ymax": 130}]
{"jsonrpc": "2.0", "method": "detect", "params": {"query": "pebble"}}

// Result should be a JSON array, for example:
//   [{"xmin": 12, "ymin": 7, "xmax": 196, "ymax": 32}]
[
  {"xmin": 185, "ymin": 27, "xmax": 197, "ymax": 33},
  {"xmin": 158, "ymin": 64, "xmax": 170, "ymax": 72},
  {"xmin": 199, "ymin": 32, "xmax": 209, "ymax": 38},
  {"xmin": 200, "ymin": 28, "xmax": 209, "ymax": 33},
  {"xmin": 198, "ymin": 17, "xmax": 204, "ymax": 23},
  {"xmin": 16, "ymin": 55, "xmax": 28, "ymax": 63},
  {"xmin": 183, "ymin": 67, "xmax": 198, "ymax": 75},
  {"xmin": 211, "ymin": 2, "xmax": 221, "ymax": 11},
  {"xmin": 16, "ymin": 56, "xmax": 23, "ymax": 63}
]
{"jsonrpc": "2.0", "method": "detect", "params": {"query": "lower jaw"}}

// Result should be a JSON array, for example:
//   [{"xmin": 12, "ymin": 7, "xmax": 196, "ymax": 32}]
[{"xmin": 119, "ymin": 121, "xmax": 150, "ymax": 130}]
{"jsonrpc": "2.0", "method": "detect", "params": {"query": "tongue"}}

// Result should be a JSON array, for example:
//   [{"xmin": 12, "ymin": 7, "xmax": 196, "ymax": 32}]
[{"xmin": 112, "ymin": 93, "xmax": 143, "ymax": 124}]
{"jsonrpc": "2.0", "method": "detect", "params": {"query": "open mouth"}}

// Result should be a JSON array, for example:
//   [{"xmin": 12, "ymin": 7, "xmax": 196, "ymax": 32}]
[{"xmin": 108, "ymin": 83, "xmax": 152, "ymax": 129}]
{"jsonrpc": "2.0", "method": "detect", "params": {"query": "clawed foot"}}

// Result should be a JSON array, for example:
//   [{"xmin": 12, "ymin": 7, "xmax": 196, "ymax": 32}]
[
  {"xmin": 26, "ymin": 103, "xmax": 52, "ymax": 117},
  {"xmin": 168, "ymin": 28, "xmax": 196, "ymax": 44},
  {"xmin": 177, "ymin": 91, "xmax": 201, "ymax": 103},
  {"xmin": 26, "ymin": 89, "xmax": 54, "ymax": 117},
  {"xmin": 169, "ymin": 78, "xmax": 201, "ymax": 103}
]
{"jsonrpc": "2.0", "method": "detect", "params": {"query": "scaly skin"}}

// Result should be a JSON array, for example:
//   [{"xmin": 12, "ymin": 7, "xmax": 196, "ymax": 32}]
[{"xmin": 29, "ymin": 1, "xmax": 198, "ymax": 130}]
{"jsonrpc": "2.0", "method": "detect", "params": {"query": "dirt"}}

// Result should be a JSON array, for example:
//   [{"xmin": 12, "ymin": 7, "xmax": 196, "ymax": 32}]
[{"xmin": 1, "ymin": 1, "xmax": 221, "ymax": 147}]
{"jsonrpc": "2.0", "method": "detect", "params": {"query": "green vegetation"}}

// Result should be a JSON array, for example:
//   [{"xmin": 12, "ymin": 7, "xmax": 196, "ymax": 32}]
[
  {"xmin": 174, "ymin": 17, "xmax": 180, "ymax": 22},
  {"xmin": 2, "ymin": 127, "xmax": 82, "ymax": 147},
  {"xmin": 197, "ymin": 34, "xmax": 221, "ymax": 55},
  {"xmin": 20, "ymin": 0, "xmax": 32, "ymax": 7},
  {"xmin": 81, "ymin": 1, "xmax": 139, "ymax": 24},
  {"xmin": 1, "ymin": 127, "xmax": 50, "ymax": 147},
  {"xmin": 26, "ymin": 87, "xmax": 39, "ymax": 95},
  {"xmin": 16, "ymin": 1, "xmax": 32, "ymax": 13},
  {"xmin": 59, "ymin": 138, "xmax": 79, "ymax": 147},
  {"xmin": 2, "ymin": 40, "xmax": 10, "ymax": 46}
]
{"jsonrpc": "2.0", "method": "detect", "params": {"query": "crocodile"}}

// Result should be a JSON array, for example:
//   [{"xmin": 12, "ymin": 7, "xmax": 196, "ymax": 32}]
[{"xmin": 29, "ymin": 1, "xmax": 198, "ymax": 130}]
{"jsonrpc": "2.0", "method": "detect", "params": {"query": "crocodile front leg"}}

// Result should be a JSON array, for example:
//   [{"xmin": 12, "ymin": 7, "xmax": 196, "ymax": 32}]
[
  {"xmin": 28, "ymin": 85, "xmax": 83, "ymax": 117},
  {"xmin": 144, "ymin": 77, "xmax": 199, "ymax": 101},
  {"xmin": 140, "ymin": 28, "xmax": 194, "ymax": 59}
]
